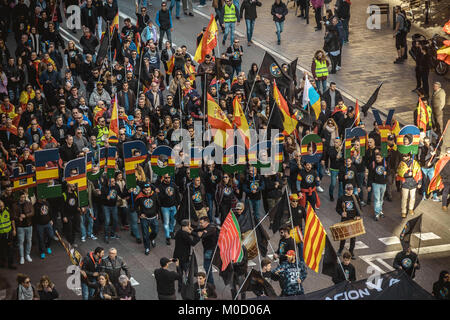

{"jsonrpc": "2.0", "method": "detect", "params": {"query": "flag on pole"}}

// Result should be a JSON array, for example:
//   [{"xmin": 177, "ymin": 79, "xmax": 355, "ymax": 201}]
[
  {"xmin": 110, "ymin": 12, "xmax": 119, "ymax": 35},
  {"xmin": 354, "ymin": 100, "xmax": 361, "ymax": 126},
  {"xmin": 135, "ymin": 32, "xmax": 141, "ymax": 55},
  {"xmin": 259, "ymin": 52, "xmax": 292, "ymax": 90},
  {"xmin": 232, "ymin": 97, "xmax": 250, "ymax": 149},
  {"xmin": 302, "ymin": 76, "xmax": 321, "ymax": 120},
  {"xmin": 166, "ymin": 55, "xmax": 175, "ymax": 75},
  {"xmin": 207, "ymin": 93, "xmax": 233, "ymax": 148},
  {"xmin": 416, "ymin": 98, "xmax": 429, "ymax": 132},
  {"xmin": 194, "ymin": 14, "xmax": 218, "ymax": 63},
  {"xmin": 399, "ymin": 214, "xmax": 423, "ymax": 249},
  {"xmin": 273, "ymin": 80, "xmax": 298, "ymax": 135},
  {"xmin": 303, "ymin": 202, "xmax": 327, "ymax": 272},
  {"xmin": 108, "ymin": 94, "xmax": 119, "ymax": 145},
  {"xmin": 218, "ymin": 210, "xmax": 244, "ymax": 271},
  {"xmin": 361, "ymin": 82, "xmax": 383, "ymax": 117},
  {"xmin": 180, "ymin": 253, "xmax": 198, "ymax": 300},
  {"xmin": 428, "ymin": 155, "xmax": 450, "ymax": 194},
  {"xmin": 321, "ymin": 235, "xmax": 339, "ymax": 278}
]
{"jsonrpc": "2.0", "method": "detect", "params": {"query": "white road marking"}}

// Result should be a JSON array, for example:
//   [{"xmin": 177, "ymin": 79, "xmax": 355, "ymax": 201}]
[
  {"xmin": 59, "ymin": 27, "xmax": 83, "ymax": 51},
  {"xmin": 375, "ymin": 258, "xmax": 395, "ymax": 272},
  {"xmin": 360, "ymin": 244, "xmax": 450, "ymax": 273},
  {"xmin": 119, "ymin": 11, "xmax": 136, "ymax": 25},
  {"xmin": 345, "ymin": 241, "xmax": 369, "ymax": 250},
  {"xmin": 413, "ymin": 232, "xmax": 441, "ymax": 241},
  {"xmin": 378, "ymin": 236, "xmax": 401, "ymax": 246},
  {"xmin": 248, "ymin": 261, "xmax": 256, "ymax": 267}
]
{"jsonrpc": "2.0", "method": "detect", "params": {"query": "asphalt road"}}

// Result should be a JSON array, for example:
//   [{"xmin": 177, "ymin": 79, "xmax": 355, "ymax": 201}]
[{"xmin": 1, "ymin": 0, "xmax": 449, "ymax": 300}]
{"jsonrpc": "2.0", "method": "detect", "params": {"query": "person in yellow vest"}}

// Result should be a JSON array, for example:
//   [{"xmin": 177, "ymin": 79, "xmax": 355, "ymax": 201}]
[
  {"xmin": 311, "ymin": 50, "xmax": 330, "ymax": 94},
  {"xmin": 0, "ymin": 200, "xmax": 16, "ymax": 269},
  {"xmin": 93, "ymin": 116, "xmax": 109, "ymax": 147},
  {"xmin": 397, "ymin": 152, "xmax": 422, "ymax": 218},
  {"xmin": 222, "ymin": 0, "xmax": 240, "ymax": 47}
]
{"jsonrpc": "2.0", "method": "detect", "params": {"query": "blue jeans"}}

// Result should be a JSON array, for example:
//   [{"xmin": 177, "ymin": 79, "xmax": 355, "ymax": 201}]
[
  {"xmin": 233, "ymin": 0, "xmax": 240, "ymax": 13},
  {"xmin": 248, "ymin": 199, "xmax": 261, "ymax": 221},
  {"xmin": 315, "ymin": 79, "xmax": 327, "ymax": 94},
  {"xmin": 36, "ymin": 223, "xmax": 54, "ymax": 254},
  {"xmin": 204, "ymin": 249, "xmax": 214, "ymax": 285},
  {"xmin": 17, "ymin": 226, "xmax": 33, "ymax": 258},
  {"xmin": 129, "ymin": 211, "xmax": 141, "ymax": 239},
  {"xmin": 81, "ymin": 281, "xmax": 96, "ymax": 300},
  {"xmin": 215, "ymin": 7, "xmax": 224, "ymax": 26},
  {"xmin": 80, "ymin": 209, "xmax": 94, "ymax": 239},
  {"xmin": 161, "ymin": 206, "xmax": 177, "ymax": 239},
  {"xmin": 140, "ymin": 217, "xmax": 159, "ymax": 250},
  {"xmin": 422, "ymin": 167, "xmax": 438, "ymax": 199},
  {"xmin": 103, "ymin": 206, "xmax": 118, "ymax": 238},
  {"xmin": 372, "ymin": 183, "xmax": 386, "ymax": 215},
  {"xmin": 329, "ymin": 170, "xmax": 339, "ymax": 198},
  {"xmin": 223, "ymin": 22, "xmax": 236, "ymax": 45},
  {"xmin": 170, "ymin": 0, "xmax": 181, "ymax": 17},
  {"xmin": 342, "ymin": 18, "xmax": 349, "ymax": 42},
  {"xmin": 317, "ymin": 162, "xmax": 324, "ymax": 180},
  {"xmin": 206, "ymin": 193, "xmax": 214, "ymax": 222},
  {"xmin": 231, "ymin": 64, "xmax": 242, "ymax": 80},
  {"xmin": 275, "ymin": 21, "xmax": 284, "ymax": 41},
  {"xmin": 245, "ymin": 19, "xmax": 255, "ymax": 42},
  {"xmin": 159, "ymin": 28, "xmax": 172, "ymax": 49}
]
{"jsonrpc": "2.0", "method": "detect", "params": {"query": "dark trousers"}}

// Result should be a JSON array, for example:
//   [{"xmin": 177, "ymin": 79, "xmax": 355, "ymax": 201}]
[
  {"xmin": 330, "ymin": 54, "xmax": 338, "ymax": 72},
  {"xmin": 339, "ymin": 237, "xmax": 356, "ymax": 254},
  {"xmin": 415, "ymin": 68, "xmax": 429, "ymax": 97},
  {"xmin": 0, "ymin": 232, "xmax": 14, "ymax": 266},
  {"xmin": 443, "ymin": 182, "xmax": 450, "ymax": 207},
  {"xmin": 63, "ymin": 215, "xmax": 79, "ymax": 245},
  {"xmin": 314, "ymin": 7, "xmax": 322, "ymax": 28},
  {"xmin": 385, "ymin": 172, "xmax": 396, "ymax": 199},
  {"xmin": 231, "ymin": 273, "xmax": 246, "ymax": 300},
  {"xmin": 159, "ymin": 28, "xmax": 172, "ymax": 50},
  {"xmin": 158, "ymin": 293, "xmax": 176, "ymax": 300}
]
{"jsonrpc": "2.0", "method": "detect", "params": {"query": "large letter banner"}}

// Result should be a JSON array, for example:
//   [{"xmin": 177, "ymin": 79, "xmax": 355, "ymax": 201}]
[
  {"xmin": 123, "ymin": 141, "xmax": 148, "ymax": 189},
  {"xmin": 397, "ymin": 125, "xmax": 420, "ymax": 155},
  {"xmin": 188, "ymin": 146, "xmax": 203, "ymax": 178},
  {"xmin": 222, "ymin": 145, "xmax": 246, "ymax": 174},
  {"xmin": 344, "ymin": 127, "xmax": 367, "ymax": 159},
  {"xmin": 373, "ymin": 109, "xmax": 395, "ymax": 157},
  {"xmin": 106, "ymin": 146, "xmax": 117, "ymax": 178},
  {"xmin": 150, "ymin": 145, "xmax": 175, "ymax": 177},
  {"xmin": 64, "ymin": 157, "xmax": 88, "ymax": 207},
  {"xmin": 301, "ymin": 134, "xmax": 323, "ymax": 163},
  {"xmin": 35, "ymin": 149, "xmax": 61, "ymax": 199},
  {"xmin": 11, "ymin": 165, "xmax": 36, "ymax": 192}
]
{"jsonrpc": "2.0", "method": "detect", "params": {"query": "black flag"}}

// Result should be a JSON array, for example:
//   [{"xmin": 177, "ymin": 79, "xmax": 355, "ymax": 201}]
[
  {"xmin": 399, "ymin": 214, "xmax": 423, "ymax": 249},
  {"xmin": 362, "ymin": 82, "xmax": 383, "ymax": 117},
  {"xmin": 259, "ymin": 52, "xmax": 292, "ymax": 90},
  {"xmin": 240, "ymin": 269, "xmax": 277, "ymax": 297},
  {"xmin": 97, "ymin": 32, "xmax": 110, "ymax": 66},
  {"xmin": 255, "ymin": 224, "xmax": 270, "ymax": 257},
  {"xmin": 287, "ymin": 58, "xmax": 298, "ymax": 103},
  {"xmin": 180, "ymin": 252, "xmax": 198, "ymax": 300},
  {"xmin": 321, "ymin": 235, "xmax": 339, "ymax": 278},
  {"xmin": 268, "ymin": 191, "xmax": 289, "ymax": 234},
  {"xmin": 212, "ymin": 248, "xmax": 233, "ymax": 286}
]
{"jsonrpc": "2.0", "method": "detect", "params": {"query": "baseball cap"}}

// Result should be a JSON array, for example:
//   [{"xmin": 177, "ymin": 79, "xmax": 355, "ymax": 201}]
[
  {"xmin": 128, "ymin": 115, "xmax": 134, "ymax": 121},
  {"xmin": 289, "ymin": 194, "xmax": 299, "ymax": 201},
  {"xmin": 160, "ymin": 257, "xmax": 171, "ymax": 267},
  {"xmin": 235, "ymin": 202, "xmax": 244, "ymax": 210},
  {"xmin": 286, "ymin": 250, "xmax": 296, "ymax": 258}
]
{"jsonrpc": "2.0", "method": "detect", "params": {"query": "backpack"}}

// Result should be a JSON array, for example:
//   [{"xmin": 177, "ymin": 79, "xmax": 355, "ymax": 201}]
[{"xmin": 400, "ymin": 13, "xmax": 411, "ymax": 33}]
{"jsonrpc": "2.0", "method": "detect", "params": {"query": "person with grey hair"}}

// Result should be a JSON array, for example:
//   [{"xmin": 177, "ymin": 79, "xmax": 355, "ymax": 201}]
[
  {"xmin": 99, "ymin": 248, "xmax": 131, "ymax": 289},
  {"xmin": 117, "ymin": 275, "xmax": 136, "ymax": 300},
  {"xmin": 431, "ymin": 82, "xmax": 446, "ymax": 134}
]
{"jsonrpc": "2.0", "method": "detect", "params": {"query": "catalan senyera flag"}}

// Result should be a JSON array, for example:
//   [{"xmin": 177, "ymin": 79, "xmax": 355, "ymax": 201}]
[
  {"xmin": 273, "ymin": 80, "xmax": 298, "ymax": 136},
  {"xmin": 218, "ymin": 210, "xmax": 244, "ymax": 271},
  {"xmin": 166, "ymin": 55, "xmax": 175, "ymax": 75},
  {"xmin": 194, "ymin": 14, "xmax": 218, "ymax": 63},
  {"xmin": 354, "ymin": 100, "xmax": 360, "ymax": 126},
  {"xmin": 303, "ymin": 202, "xmax": 327, "ymax": 273},
  {"xmin": 108, "ymin": 94, "xmax": 119, "ymax": 145},
  {"xmin": 232, "ymin": 97, "xmax": 250, "ymax": 149},
  {"xmin": 302, "ymin": 76, "xmax": 321, "ymax": 120},
  {"xmin": 417, "ymin": 98, "xmax": 429, "ymax": 132}
]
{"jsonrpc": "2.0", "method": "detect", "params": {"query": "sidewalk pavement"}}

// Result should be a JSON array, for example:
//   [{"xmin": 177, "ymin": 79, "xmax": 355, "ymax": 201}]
[{"xmin": 195, "ymin": 0, "xmax": 449, "ymax": 126}]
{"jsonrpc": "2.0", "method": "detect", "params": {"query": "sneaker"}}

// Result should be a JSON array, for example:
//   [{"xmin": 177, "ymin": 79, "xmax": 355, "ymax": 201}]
[
  {"xmin": 40, "ymin": 253, "xmax": 45, "ymax": 259},
  {"xmin": 151, "ymin": 240, "xmax": 156, "ymax": 247},
  {"xmin": 360, "ymin": 201, "xmax": 366, "ymax": 207},
  {"xmin": 145, "ymin": 248, "xmax": 150, "ymax": 255},
  {"xmin": 222, "ymin": 40, "xmax": 226, "ymax": 46},
  {"xmin": 374, "ymin": 215, "xmax": 379, "ymax": 221},
  {"xmin": 81, "ymin": 237, "xmax": 86, "ymax": 242},
  {"xmin": 432, "ymin": 197, "xmax": 441, "ymax": 202},
  {"xmin": 176, "ymin": 16, "xmax": 180, "ymax": 19},
  {"xmin": 53, "ymin": 236, "xmax": 59, "ymax": 241},
  {"xmin": 170, "ymin": 232, "xmax": 175, "ymax": 239},
  {"xmin": 89, "ymin": 235, "xmax": 98, "ymax": 240},
  {"xmin": 47, "ymin": 248, "xmax": 52, "ymax": 255},
  {"xmin": 25, "ymin": 255, "xmax": 32, "ymax": 262},
  {"xmin": 197, "ymin": 4, "xmax": 206, "ymax": 7},
  {"xmin": 325, "ymin": 169, "xmax": 330, "ymax": 176},
  {"xmin": 277, "ymin": 40, "xmax": 280, "ymax": 45},
  {"xmin": 401, "ymin": 212, "xmax": 407, "ymax": 218},
  {"xmin": 386, "ymin": 197, "xmax": 393, "ymax": 202},
  {"xmin": 111, "ymin": 234, "xmax": 120, "ymax": 239},
  {"xmin": 166, "ymin": 238, "xmax": 171, "ymax": 246},
  {"xmin": 20, "ymin": 257, "xmax": 24, "ymax": 265},
  {"xmin": 351, "ymin": 254, "xmax": 357, "ymax": 260},
  {"xmin": 443, "ymin": 206, "xmax": 448, "ymax": 211},
  {"xmin": 336, "ymin": 66, "xmax": 341, "ymax": 71},
  {"xmin": 408, "ymin": 209, "xmax": 414, "ymax": 215},
  {"xmin": 394, "ymin": 59, "xmax": 404, "ymax": 64},
  {"xmin": 380, "ymin": 212, "xmax": 385, "ymax": 218},
  {"xmin": 189, "ymin": 13, "xmax": 194, "ymax": 16},
  {"xmin": 422, "ymin": 195, "xmax": 427, "ymax": 201},
  {"xmin": 330, "ymin": 195, "xmax": 334, "ymax": 201},
  {"xmin": 317, "ymin": 186, "xmax": 324, "ymax": 193}
]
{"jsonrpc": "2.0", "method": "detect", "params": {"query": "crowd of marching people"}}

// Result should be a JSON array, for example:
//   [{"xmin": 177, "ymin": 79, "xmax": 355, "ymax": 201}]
[{"xmin": 0, "ymin": 0, "xmax": 448, "ymax": 300}]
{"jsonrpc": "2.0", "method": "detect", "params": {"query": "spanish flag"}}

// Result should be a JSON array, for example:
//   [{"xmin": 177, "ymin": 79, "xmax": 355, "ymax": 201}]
[
  {"xmin": 428, "ymin": 155, "xmax": 450, "ymax": 194},
  {"xmin": 194, "ymin": 14, "xmax": 218, "ymax": 63},
  {"xmin": 108, "ymin": 94, "xmax": 119, "ymax": 145},
  {"xmin": 110, "ymin": 12, "xmax": 119, "ymax": 35},
  {"xmin": 273, "ymin": 80, "xmax": 298, "ymax": 136},
  {"xmin": 303, "ymin": 202, "xmax": 327, "ymax": 273},
  {"xmin": 207, "ymin": 93, "xmax": 233, "ymax": 148},
  {"xmin": 417, "ymin": 98, "xmax": 429, "ymax": 132},
  {"xmin": 232, "ymin": 97, "xmax": 250, "ymax": 149},
  {"xmin": 354, "ymin": 100, "xmax": 360, "ymax": 126},
  {"xmin": 166, "ymin": 55, "xmax": 175, "ymax": 75}
]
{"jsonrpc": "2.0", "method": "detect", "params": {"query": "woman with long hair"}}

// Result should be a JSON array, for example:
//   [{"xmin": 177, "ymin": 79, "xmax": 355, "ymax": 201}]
[
  {"xmin": 311, "ymin": 49, "xmax": 330, "ymax": 94},
  {"xmin": 37, "ymin": 275, "xmax": 59, "ymax": 300},
  {"xmin": 320, "ymin": 117, "xmax": 339, "ymax": 174},
  {"xmin": 86, "ymin": 273, "xmax": 118, "ymax": 300},
  {"xmin": 247, "ymin": 62, "xmax": 259, "ymax": 87},
  {"xmin": 64, "ymin": 40, "xmax": 81, "ymax": 77},
  {"xmin": 215, "ymin": 173, "xmax": 239, "ymax": 224}
]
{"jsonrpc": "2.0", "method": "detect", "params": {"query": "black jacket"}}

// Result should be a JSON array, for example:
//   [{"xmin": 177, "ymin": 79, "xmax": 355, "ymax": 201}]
[
  {"xmin": 240, "ymin": 0, "xmax": 262, "ymax": 20},
  {"xmin": 80, "ymin": 252, "xmax": 102, "ymax": 283},
  {"xmin": 323, "ymin": 88, "xmax": 343, "ymax": 111},
  {"xmin": 117, "ymin": 282, "xmax": 136, "ymax": 300},
  {"xmin": 80, "ymin": 34, "xmax": 99, "ymax": 55},
  {"xmin": 100, "ymin": 256, "xmax": 131, "ymax": 286},
  {"xmin": 173, "ymin": 229, "xmax": 200, "ymax": 263},
  {"xmin": 271, "ymin": 2, "xmax": 288, "ymax": 22},
  {"xmin": 323, "ymin": 29, "xmax": 340, "ymax": 53},
  {"xmin": 332, "ymin": 263, "xmax": 356, "ymax": 284}
]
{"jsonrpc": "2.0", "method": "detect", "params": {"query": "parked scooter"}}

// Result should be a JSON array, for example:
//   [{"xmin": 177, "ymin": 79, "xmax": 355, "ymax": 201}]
[{"xmin": 410, "ymin": 33, "xmax": 449, "ymax": 76}]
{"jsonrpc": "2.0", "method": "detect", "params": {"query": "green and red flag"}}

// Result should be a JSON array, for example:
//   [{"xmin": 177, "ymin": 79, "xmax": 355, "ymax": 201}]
[{"xmin": 218, "ymin": 210, "xmax": 244, "ymax": 271}]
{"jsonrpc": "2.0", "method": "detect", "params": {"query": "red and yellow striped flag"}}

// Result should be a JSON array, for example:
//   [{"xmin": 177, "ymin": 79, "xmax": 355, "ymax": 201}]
[
  {"xmin": 303, "ymin": 202, "xmax": 327, "ymax": 273},
  {"xmin": 354, "ymin": 100, "xmax": 360, "ymax": 126},
  {"xmin": 417, "ymin": 98, "xmax": 429, "ymax": 132},
  {"xmin": 166, "ymin": 55, "xmax": 175, "ymax": 75},
  {"xmin": 273, "ymin": 80, "xmax": 298, "ymax": 135},
  {"xmin": 110, "ymin": 12, "xmax": 119, "ymax": 35},
  {"xmin": 108, "ymin": 94, "xmax": 119, "ymax": 145}
]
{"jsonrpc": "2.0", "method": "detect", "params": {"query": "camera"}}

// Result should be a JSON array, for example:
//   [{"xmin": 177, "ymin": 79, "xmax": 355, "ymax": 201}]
[{"xmin": 171, "ymin": 258, "xmax": 177, "ymax": 262}]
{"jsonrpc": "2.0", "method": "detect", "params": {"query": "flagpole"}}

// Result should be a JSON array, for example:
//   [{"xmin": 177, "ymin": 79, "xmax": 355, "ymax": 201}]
[
  {"xmin": 412, "ymin": 215, "xmax": 423, "ymax": 278},
  {"xmin": 204, "ymin": 240, "xmax": 219, "ymax": 286},
  {"xmin": 263, "ymin": 99, "xmax": 278, "ymax": 142},
  {"xmin": 336, "ymin": 255, "xmax": 348, "ymax": 282},
  {"xmin": 135, "ymin": 42, "xmax": 145, "ymax": 109},
  {"xmin": 233, "ymin": 268, "xmax": 253, "ymax": 300},
  {"xmin": 243, "ymin": 57, "xmax": 265, "ymax": 113},
  {"xmin": 248, "ymin": 200, "xmax": 264, "ymax": 276},
  {"xmin": 427, "ymin": 120, "xmax": 450, "ymax": 166},
  {"xmin": 285, "ymin": 185, "xmax": 302, "ymax": 292},
  {"xmin": 203, "ymin": 73, "xmax": 207, "ymax": 148}
]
